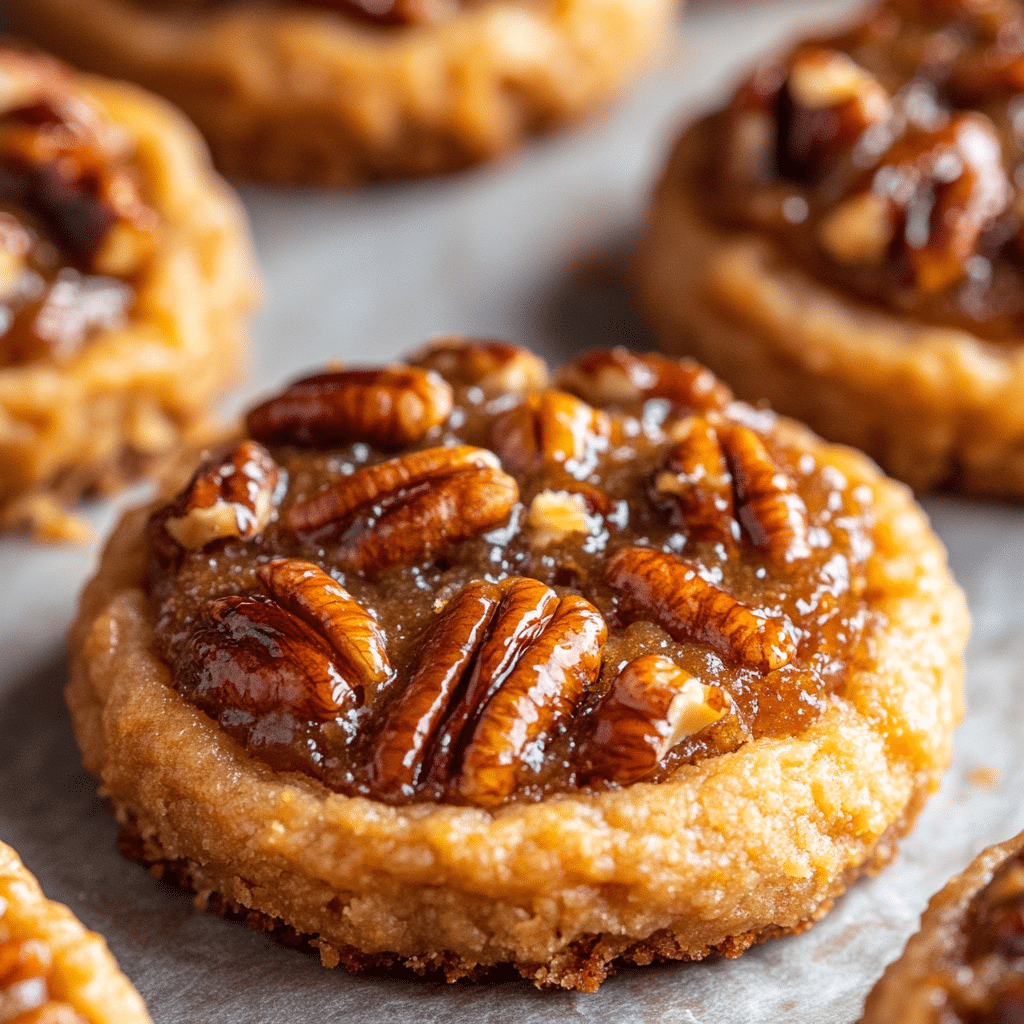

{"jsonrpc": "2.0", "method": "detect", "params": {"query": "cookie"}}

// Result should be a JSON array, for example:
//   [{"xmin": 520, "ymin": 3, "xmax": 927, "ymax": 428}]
[
  {"xmin": 861, "ymin": 829, "xmax": 1024, "ymax": 1023},
  {"xmin": 0, "ymin": 46, "xmax": 257, "ymax": 539},
  {"xmin": 635, "ymin": 0, "xmax": 1024, "ymax": 496},
  {"xmin": 9, "ymin": 0, "xmax": 676, "ymax": 185},
  {"xmin": 67, "ymin": 340, "xmax": 968, "ymax": 990},
  {"xmin": 0, "ymin": 840, "xmax": 152, "ymax": 1023}
]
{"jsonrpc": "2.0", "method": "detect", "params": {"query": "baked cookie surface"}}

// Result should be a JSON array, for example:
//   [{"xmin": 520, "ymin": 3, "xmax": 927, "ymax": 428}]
[
  {"xmin": 0, "ymin": 46, "xmax": 257, "ymax": 539},
  {"xmin": 0, "ymin": 840, "xmax": 152, "ymax": 1023},
  {"xmin": 861, "ymin": 829, "xmax": 1024, "ymax": 1023},
  {"xmin": 67, "ymin": 340, "xmax": 968, "ymax": 990},
  {"xmin": 9, "ymin": 0, "xmax": 676, "ymax": 185},
  {"xmin": 635, "ymin": 0, "xmax": 1024, "ymax": 496}
]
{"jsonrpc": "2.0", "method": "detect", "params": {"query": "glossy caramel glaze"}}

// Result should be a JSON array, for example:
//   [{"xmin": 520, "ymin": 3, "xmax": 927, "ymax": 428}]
[
  {"xmin": 145, "ymin": 344, "xmax": 880, "ymax": 807},
  {"xmin": 703, "ymin": 0, "xmax": 1024, "ymax": 340}
]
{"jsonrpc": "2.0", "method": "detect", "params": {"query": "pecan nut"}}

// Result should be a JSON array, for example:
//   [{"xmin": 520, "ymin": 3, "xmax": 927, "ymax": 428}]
[
  {"xmin": 556, "ymin": 347, "xmax": 731, "ymax": 413},
  {"xmin": 287, "ymin": 445, "xmax": 519, "ymax": 577},
  {"xmin": 526, "ymin": 490, "xmax": 596, "ymax": 547},
  {"xmin": 582, "ymin": 655, "xmax": 727, "ymax": 785},
  {"xmin": 491, "ymin": 389, "xmax": 610, "ymax": 479},
  {"xmin": 158, "ymin": 441, "xmax": 283, "ymax": 551},
  {"xmin": 257, "ymin": 558, "xmax": 392, "ymax": 699},
  {"xmin": 606, "ymin": 547, "xmax": 794, "ymax": 671},
  {"xmin": 721, "ymin": 424, "xmax": 811, "ymax": 564},
  {"xmin": 245, "ymin": 366, "xmax": 453, "ymax": 450},
  {"xmin": 177, "ymin": 559, "xmax": 388, "ymax": 724},
  {"xmin": 652, "ymin": 417, "xmax": 737, "ymax": 545},
  {"xmin": 408, "ymin": 336, "xmax": 548, "ymax": 394},
  {"xmin": 367, "ymin": 576, "xmax": 606, "ymax": 806}
]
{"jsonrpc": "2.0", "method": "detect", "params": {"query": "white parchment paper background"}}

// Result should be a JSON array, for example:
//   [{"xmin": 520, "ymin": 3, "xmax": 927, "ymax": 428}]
[{"xmin": 4, "ymin": 1, "xmax": 1023, "ymax": 1019}]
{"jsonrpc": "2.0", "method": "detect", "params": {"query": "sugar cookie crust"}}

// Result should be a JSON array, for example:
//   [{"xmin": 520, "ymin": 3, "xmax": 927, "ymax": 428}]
[
  {"xmin": 0, "ymin": 840, "xmax": 152, "ymax": 1023},
  {"xmin": 0, "ymin": 59, "xmax": 258, "ymax": 539},
  {"xmin": 10, "ymin": 0, "xmax": 676, "ymax": 185},
  {"xmin": 66, "ymin": 357, "xmax": 968, "ymax": 990}
]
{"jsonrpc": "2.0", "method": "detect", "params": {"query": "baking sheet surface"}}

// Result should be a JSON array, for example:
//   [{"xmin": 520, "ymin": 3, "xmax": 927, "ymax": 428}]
[{"xmin": 3, "ymin": 2, "xmax": 1023, "ymax": 1020}]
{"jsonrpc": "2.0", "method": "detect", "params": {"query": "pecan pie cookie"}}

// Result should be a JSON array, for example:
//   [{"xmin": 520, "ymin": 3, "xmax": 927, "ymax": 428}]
[
  {"xmin": 635, "ymin": 0, "xmax": 1024, "ymax": 496},
  {"xmin": 0, "ymin": 46, "xmax": 256, "ymax": 539},
  {"xmin": 0, "ymin": 840, "xmax": 152, "ymax": 1023},
  {"xmin": 8, "ymin": 0, "xmax": 676, "ymax": 185},
  {"xmin": 67, "ymin": 340, "xmax": 968, "ymax": 990},
  {"xmin": 862, "ymin": 829, "xmax": 1024, "ymax": 1023}
]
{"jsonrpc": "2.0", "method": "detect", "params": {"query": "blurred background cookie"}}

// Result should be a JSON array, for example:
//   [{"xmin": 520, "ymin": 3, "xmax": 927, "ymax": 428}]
[
  {"xmin": 0, "ymin": 839, "xmax": 152, "ymax": 1023},
  {"xmin": 635, "ymin": 0, "xmax": 1024, "ymax": 496},
  {"xmin": 9, "ymin": 0, "xmax": 678, "ymax": 185},
  {"xmin": 0, "ymin": 46, "xmax": 258, "ymax": 539}
]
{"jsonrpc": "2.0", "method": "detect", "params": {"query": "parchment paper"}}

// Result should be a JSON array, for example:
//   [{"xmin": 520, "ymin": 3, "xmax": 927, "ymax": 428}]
[{"xmin": 4, "ymin": 2, "xmax": 1023, "ymax": 1020}]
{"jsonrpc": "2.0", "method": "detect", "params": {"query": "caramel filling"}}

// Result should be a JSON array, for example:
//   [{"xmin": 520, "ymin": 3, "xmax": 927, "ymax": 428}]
[
  {"xmin": 703, "ymin": 0, "xmax": 1024, "ymax": 339},
  {"xmin": 145, "ymin": 344, "xmax": 879, "ymax": 807}
]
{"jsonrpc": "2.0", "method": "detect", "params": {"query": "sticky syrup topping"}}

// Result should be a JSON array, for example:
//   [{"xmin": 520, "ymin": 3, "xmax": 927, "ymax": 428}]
[
  {"xmin": 144, "ymin": 341, "xmax": 880, "ymax": 807},
  {"xmin": 705, "ymin": 0, "xmax": 1024, "ymax": 339}
]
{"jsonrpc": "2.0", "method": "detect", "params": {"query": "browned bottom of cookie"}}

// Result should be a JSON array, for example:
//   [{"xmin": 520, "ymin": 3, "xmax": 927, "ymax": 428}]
[{"xmin": 115, "ymin": 807, "xmax": 913, "ymax": 992}]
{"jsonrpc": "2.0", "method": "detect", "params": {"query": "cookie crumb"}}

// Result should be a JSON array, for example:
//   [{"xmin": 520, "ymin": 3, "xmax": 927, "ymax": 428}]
[{"xmin": 967, "ymin": 765, "xmax": 1002, "ymax": 787}]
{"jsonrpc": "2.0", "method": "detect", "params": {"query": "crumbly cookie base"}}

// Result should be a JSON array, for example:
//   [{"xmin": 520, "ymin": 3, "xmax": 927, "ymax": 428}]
[
  {"xmin": 0, "ymin": 73, "xmax": 257, "ymax": 540},
  {"xmin": 116, "ymin": 792, "xmax": 920, "ymax": 991},
  {"xmin": 10, "ymin": 0, "xmax": 675, "ymax": 185},
  {"xmin": 66, "ymin": 418, "xmax": 968, "ymax": 991},
  {"xmin": 0, "ymin": 840, "xmax": 152, "ymax": 1023},
  {"xmin": 860, "ymin": 830, "xmax": 1024, "ymax": 1024},
  {"xmin": 634, "ymin": 120, "xmax": 1024, "ymax": 496}
]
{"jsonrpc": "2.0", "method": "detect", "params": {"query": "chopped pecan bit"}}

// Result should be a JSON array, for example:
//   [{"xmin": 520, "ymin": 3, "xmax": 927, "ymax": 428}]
[
  {"xmin": 582, "ymin": 655, "xmax": 727, "ymax": 785},
  {"xmin": 257, "ymin": 559, "xmax": 392, "ymax": 699},
  {"xmin": 367, "ymin": 576, "xmax": 606, "ymax": 806},
  {"xmin": 652, "ymin": 418, "xmax": 736, "ymax": 545},
  {"xmin": 408, "ymin": 336, "xmax": 548, "ymax": 393},
  {"xmin": 817, "ymin": 191, "xmax": 893, "ymax": 266},
  {"xmin": 854, "ymin": 114, "xmax": 1010, "ymax": 292},
  {"xmin": 160, "ymin": 441, "xmax": 283, "ymax": 551},
  {"xmin": 526, "ymin": 490, "xmax": 594, "ymax": 547},
  {"xmin": 288, "ymin": 445, "xmax": 518, "ymax": 576},
  {"xmin": 556, "ymin": 348, "xmax": 731, "ymax": 413},
  {"xmin": 491, "ymin": 389, "xmax": 610, "ymax": 479},
  {"xmin": 177, "ymin": 593, "xmax": 362, "ymax": 723},
  {"xmin": 606, "ymin": 547, "xmax": 794, "ymax": 671},
  {"xmin": 245, "ymin": 366, "xmax": 454, "ymax": 451},
  {"xmin": 721, "ymin": 425, "xmax": 811, "ymax": 564}
]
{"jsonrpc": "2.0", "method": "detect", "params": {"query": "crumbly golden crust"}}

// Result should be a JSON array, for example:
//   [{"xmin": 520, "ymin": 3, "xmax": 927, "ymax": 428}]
[
  {"xmin": 861, "ymin": 830, "xmax": 1024, "ymax": 1024},
  {"xmin": 0, "ymin": 63, "xmax": 258, "ymax": 540},
  {"xmin": 67, "ymin": 387, "xmax": 968, "ymax": 990},
  {"xmin": 0, "ymin": 840, "xmax": 152, "ymax": 1023},
  {"xmin": 9, "ymin": 0, "xmax": 676, "ymax": 185},
  {"xmin": 634, "ymin": 118, "xmax": 1024, "ymax": 496}
]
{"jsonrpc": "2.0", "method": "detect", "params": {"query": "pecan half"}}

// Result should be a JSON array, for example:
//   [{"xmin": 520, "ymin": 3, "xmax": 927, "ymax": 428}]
[
  {"xmin": 721, "ymin": 425, "xmax": 811, "ymax": 564},
  {"xmin": 287, "ymin": 445, "xmax": 518, "ymax": 576},
  {"xmin": 491, "ymin": 389, "xmax": 610, "ymax": 479},
  {"xmin": 257, "ymin": 558, "xmax": 392, "ymax": 700},
  {"xmin": 556, "ymin": 348, "xmax": 731, "ymax": 413},
  {"xmin": 582, "ymin": 655, "xmax": 727, "ymax": 785},
  {"xmin": 606, "ymin": 547, "xmax": 794, "ymax": 671},
  {"xmin": 158, "ymin": 441, "xmax": 283, "ymax": 552},
  {"xmin": 408, "ymin": 336, "xmax": 548, "ymax": 394},
  {"xmin": 652, "ymin": 417, "xmax": 736, "ymax": 545},
  {"xmin": 245, "ymin": 366, "xmax": 454, "ymax": 451},
  {"xmin": 367, "ymin": 576, "xmax": 606, "ymax": 806},
  {"xmin": 177, "ymin": 594, "xmax": 361, "ymax": 723}
]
